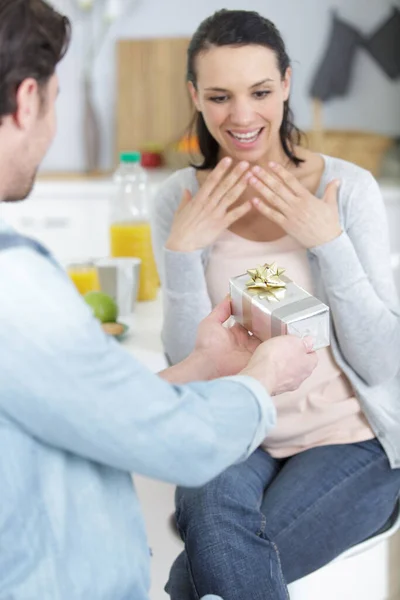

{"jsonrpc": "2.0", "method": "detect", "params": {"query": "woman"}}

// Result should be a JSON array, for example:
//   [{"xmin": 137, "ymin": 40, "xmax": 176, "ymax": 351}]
[{"xmin": 151, "ymin": 9, "xmax": 400, "ymax": 600}]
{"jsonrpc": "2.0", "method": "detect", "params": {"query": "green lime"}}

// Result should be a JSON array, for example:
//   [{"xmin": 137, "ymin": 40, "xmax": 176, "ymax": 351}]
[{"xmin": 84, "ymin": 291, "xmax": 119, "ymax": 323}]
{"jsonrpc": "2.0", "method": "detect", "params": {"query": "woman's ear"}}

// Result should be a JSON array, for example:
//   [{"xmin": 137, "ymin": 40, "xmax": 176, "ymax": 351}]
[
  {"xmin": 282, "ymin": 67, "xmax": 292, "ymax": 102},
  {"xmin": 188, "ymin": 81, "xmax": 201, "ymax": 112}
]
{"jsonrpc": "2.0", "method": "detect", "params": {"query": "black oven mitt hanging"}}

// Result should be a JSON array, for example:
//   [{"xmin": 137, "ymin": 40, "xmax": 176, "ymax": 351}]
[
  {"xmin": 364, "ymin": 7, "xmax": 400, "ymax": 80},
  {"xmin": 309, "ymin": 12, "xmax": 364, "ymax": 101}
]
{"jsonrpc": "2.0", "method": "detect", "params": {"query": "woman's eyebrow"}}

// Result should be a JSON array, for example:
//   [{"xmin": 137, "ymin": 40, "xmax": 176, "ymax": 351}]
[{"xmin": 204, "ymin": 77, "xmax": 274, "ymax": 92}]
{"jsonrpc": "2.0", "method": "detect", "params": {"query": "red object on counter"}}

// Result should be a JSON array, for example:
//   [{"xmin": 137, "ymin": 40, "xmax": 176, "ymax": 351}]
[{"xmin": 140, "ymin": 152, "xmax": 163, "ymax": 168}]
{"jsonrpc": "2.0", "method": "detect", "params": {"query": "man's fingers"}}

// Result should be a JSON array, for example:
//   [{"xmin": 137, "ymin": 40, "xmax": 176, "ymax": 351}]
[
  {"xmin": 209, "ymin": 295, "xmax": 232, "ymax": 325},
  {"xmin": 302, "ymin": 335, "xmax": 315, "ymax": 352},
  {"xmin": 307, "ymin": 351, "xmax": 318, "ymax": 375}
]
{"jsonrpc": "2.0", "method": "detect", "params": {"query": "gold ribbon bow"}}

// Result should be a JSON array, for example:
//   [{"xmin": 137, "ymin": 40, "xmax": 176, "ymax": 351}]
[{"xmin": 246, "ymin": 263, "xmax": 287, "ymax": 302}]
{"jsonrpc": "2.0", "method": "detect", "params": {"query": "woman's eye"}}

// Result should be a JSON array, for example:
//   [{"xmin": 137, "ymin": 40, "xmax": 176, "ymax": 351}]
[
  {"xmin": 209, "ymin": 96, "xmax": 229, "ymax": 104},
  {"xmin": 253, "ymin": 90, "xmax": 271, "ymax": 99}
]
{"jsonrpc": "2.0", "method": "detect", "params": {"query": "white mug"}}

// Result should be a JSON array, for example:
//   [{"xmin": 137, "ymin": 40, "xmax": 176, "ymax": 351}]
[{"xmin": 94, "ymin": 257, "xmax": 141, "ymax": 316}]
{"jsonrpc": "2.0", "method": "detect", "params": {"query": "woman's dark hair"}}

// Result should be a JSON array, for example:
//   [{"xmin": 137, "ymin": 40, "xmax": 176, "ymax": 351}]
[
  {"xmin": 187, "ymin": 9, "xmax": 303, "ymax": 170},
  {"xmin": 0, "ymin": 0, "xmax": 71, "ymax": 120}
]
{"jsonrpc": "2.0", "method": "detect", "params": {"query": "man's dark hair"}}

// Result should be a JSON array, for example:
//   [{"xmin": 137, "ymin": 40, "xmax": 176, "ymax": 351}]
[{"xmin": 0, "ymin": 0, "xmax": 71, "ymax": 119}]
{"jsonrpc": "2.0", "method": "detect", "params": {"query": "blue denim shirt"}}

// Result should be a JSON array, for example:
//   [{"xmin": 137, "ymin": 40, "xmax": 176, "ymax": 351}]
[{"xmin": 0, "ymin": 220, "xmax": 275, "ymax": 599}]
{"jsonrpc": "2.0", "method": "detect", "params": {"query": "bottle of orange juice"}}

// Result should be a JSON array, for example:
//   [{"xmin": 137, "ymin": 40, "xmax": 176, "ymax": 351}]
[{"xmin": 109, "ymin": 152, "xmax": 159, "ymax": 301}]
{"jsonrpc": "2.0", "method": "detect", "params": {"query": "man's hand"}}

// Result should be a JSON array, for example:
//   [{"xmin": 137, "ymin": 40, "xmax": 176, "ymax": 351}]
[
  {"xmin": 161, "ymin": 298, "xmax": 317, "ymax": 391},
  {"xmin": 194, "ymin": 296, "xmax": 261, "ymax": 379},
  {"xmin": 240, "ymin": 335, "xmax": 318, "ymax": 395}
]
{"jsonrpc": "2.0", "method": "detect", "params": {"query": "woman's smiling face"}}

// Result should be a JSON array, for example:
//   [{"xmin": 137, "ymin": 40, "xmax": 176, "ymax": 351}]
[{"xmin": 189, "ymin": 44, "xmax": 291, "ymax": 164}]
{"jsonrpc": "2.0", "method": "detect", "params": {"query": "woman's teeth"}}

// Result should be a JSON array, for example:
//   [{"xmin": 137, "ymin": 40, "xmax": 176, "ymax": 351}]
[{"xmin": 229, "ymin": 129, "xmax": 262, "ymax": 144}]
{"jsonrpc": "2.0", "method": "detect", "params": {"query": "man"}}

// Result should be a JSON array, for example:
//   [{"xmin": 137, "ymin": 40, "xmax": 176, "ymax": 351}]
[{"xmin": 0, "ymin": 1, "xmax": 317, "ymax": 598}]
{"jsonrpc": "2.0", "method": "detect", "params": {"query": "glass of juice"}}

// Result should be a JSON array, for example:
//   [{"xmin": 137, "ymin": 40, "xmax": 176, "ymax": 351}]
[{"xmin": 67, "ymin": 261, "xmax": 101, "ymax": 295}]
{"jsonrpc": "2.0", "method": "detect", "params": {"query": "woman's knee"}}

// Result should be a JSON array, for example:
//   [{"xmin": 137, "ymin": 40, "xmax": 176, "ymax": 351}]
[
  {"xmin": 176, "ymin": 467, "xmax": 267, "ymax": 542},
  {"xmin": 176, "ymin": 466, "xmax": 253, "ymax": 528}
]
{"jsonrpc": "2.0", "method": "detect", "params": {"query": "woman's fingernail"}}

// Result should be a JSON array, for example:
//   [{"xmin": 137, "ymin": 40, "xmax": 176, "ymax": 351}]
[
  {"xmin": 252, "ymin": 197, "xmax": 260, "ymax": 205},
  {"xmin": 223, "ymin": 157, "xmax": 232, "ymax": 166},
  {"xmin": 239, "ymin": 161, "xmax": 249, "ymax": 170},
  {"xmin": 252, "ymin": 165, "xmax": 261, "ymax": 174},
  {"xmin": 269, "ymin": 161, "xmax": 277, "ymax": 168},
  {"xmin": 249, "ymin": 176, "xmax": 258, "ymax": 185}
]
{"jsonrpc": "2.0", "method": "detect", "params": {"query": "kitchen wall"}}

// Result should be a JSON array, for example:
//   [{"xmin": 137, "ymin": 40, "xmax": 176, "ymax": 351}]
[{"xmin": 47, "ymin": 0, "xmax": 400, "ymax": 172}]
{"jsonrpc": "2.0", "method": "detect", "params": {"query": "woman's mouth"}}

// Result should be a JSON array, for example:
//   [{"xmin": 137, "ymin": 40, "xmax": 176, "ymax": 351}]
[{"xmin": 227, "ymin": 128, "xmax": 264, "ymax": 147}]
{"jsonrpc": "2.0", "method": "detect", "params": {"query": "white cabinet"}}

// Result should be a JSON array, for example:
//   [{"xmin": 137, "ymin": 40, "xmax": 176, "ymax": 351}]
[
  {"xmin": 1, "ymin": 196, "xmax": 110, "ymax": 262},
  {"xmin": 0, "ymin": 169, "xmax": 172, "ymax": 263},
  {"xmin": 0, "ymin": 180, "xmax": 112, "ymax": 262}
]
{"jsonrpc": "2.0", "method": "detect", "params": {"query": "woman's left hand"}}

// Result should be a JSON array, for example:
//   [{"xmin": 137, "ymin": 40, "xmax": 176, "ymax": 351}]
[{"xmin": 249, "ymin": 162, "xmax": 342, "ymax": 249}]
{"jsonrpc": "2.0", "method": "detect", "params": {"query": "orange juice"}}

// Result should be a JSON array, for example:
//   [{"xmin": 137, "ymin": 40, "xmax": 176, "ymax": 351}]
[
  {"xmin": 110, "ymin": 221, "xmax": 159, "ymax": 301},
  {"xmin": 67, "ymin": 264, "xmax": 101, "ymax": 295}
]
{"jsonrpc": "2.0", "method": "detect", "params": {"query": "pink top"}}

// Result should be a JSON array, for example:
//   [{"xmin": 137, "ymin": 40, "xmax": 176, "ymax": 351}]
[{"xmin": 205, "ymin": 230, "xmax": 374, "ymax": 458}]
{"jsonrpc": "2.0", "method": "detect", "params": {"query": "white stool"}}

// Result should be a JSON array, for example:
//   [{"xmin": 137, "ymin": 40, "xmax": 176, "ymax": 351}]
[{"xmin": 288, "ymin": 502, "xmax": 400, "ymax": 600}]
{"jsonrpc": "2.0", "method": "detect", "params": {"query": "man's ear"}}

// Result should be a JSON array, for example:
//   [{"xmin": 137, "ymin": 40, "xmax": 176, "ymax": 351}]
[
  {"xmin": 13, "ymin": 78, "xmax": 41, "ymax": 129},
  {"xmin": 188, "ymin": 81, "xmax": 201, "ymax": 112}
]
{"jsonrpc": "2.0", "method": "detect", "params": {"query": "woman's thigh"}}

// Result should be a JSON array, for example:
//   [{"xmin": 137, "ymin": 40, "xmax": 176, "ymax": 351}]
[
  {"xmin": 171, "ymin": 448, "xmax": 285, "ymax": 600},
  {"xmin": 260, "ymin": 439, "xmax": 400, "ymax": 583},
  {"xmin": 175, "ymin": 447, "xmax": 281, "ymax": 530}
]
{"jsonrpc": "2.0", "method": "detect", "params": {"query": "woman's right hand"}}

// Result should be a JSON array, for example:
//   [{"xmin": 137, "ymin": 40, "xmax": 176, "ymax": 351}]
[{"xmin": 165, "ymin": 157, "xmax": 251, "ymax": 253}]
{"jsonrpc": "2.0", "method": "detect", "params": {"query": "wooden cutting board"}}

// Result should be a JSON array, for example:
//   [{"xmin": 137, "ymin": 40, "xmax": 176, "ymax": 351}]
[{"xmin": 116, "ymin": 37, "xmax": 193, "ymax": 160}]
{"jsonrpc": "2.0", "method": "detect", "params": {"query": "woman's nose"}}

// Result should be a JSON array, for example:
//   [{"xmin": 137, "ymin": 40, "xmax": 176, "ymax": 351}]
[{"xmin": 229, "ymin": 99, "xmax": 254, "ymax": 127}]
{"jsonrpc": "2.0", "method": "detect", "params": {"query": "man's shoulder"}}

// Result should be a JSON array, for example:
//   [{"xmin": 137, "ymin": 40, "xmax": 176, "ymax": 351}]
[
  {"xmin": 0, "ymin": 234, "xmax": 90, "ymax": 335},
  {"xmin": 0, "ymin": 229, "xmax": 52, "ymax": 258},
  {"xmin": 0, "ymin": 230, "xmax": 60, "ymax": 291}
]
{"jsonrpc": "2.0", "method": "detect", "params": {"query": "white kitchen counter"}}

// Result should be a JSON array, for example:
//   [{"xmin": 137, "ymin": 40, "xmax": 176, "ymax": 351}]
[{"xmin": 0, "ymin": 169, "xmax": 174, "ymax": 263}]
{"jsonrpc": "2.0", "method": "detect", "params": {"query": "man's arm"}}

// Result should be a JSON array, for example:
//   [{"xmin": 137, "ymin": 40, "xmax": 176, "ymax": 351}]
[
  {"xmin": 0, "ymin": 249, "xmax": 275, "ymax": 487},
  {"xmin": 159, "ymin": 352, "xmax": 215, "ymax": 383}
]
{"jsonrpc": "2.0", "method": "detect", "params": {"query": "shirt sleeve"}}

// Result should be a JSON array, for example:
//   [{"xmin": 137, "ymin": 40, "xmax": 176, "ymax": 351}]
[
  {"xmin": 310, "ymin": 172, "xmax": 400, "ymax": 385},
  {"xmin": 150, "ymin": 170, "xmax": 213, "ymax": 364},
  {"xmin": 0, "ymin": 248, "xmax": 275, "ymax": 487}
]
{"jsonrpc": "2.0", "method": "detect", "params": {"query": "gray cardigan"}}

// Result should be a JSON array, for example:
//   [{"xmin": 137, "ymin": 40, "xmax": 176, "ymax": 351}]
[{"xmin": 151, "ymin": 155, "xmax": 400, "ymax": 468}]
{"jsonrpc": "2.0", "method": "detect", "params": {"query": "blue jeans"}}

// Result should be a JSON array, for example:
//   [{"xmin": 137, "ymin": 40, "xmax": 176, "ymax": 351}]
[{"xmin": 166, "ymin": 439, "xmax": 400, "ymax": 600}]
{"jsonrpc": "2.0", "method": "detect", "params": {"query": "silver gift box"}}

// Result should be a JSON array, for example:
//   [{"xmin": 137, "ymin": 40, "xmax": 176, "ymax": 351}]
[{"xmin": 230, "ymin": 270, "xmax": 330, "ymax": 350}]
